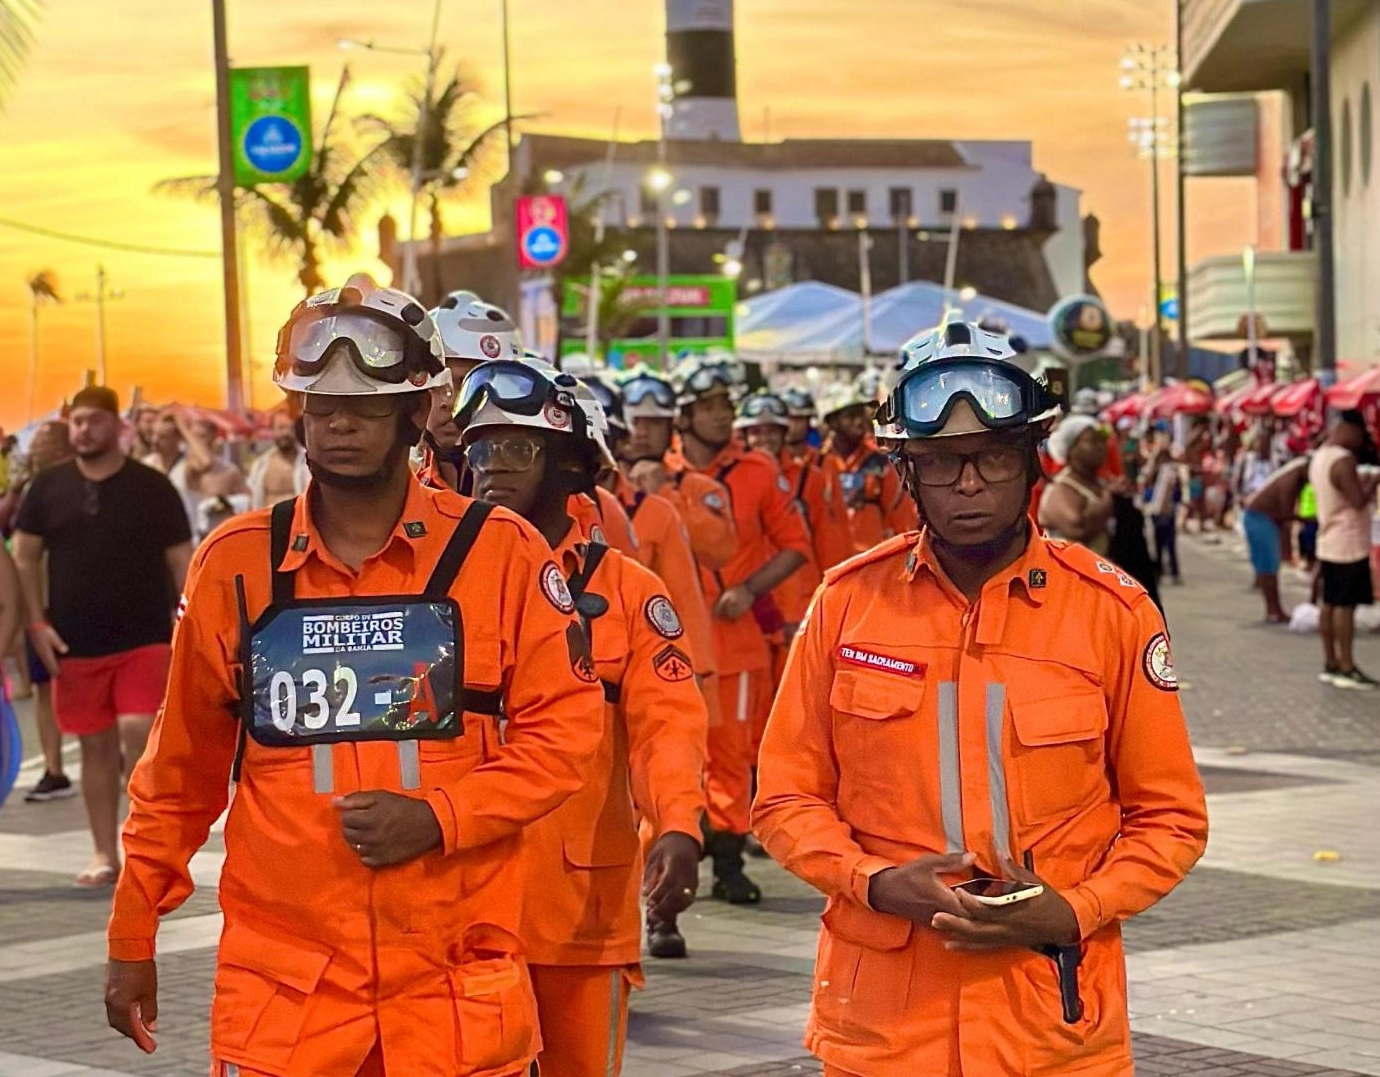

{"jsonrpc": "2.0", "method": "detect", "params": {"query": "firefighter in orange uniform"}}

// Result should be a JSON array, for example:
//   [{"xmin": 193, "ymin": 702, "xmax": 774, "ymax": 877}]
[
  {"xmin": 455, "ymin": 360, "xmax": 706, "ymax": 1077},
  {"xmin": 667, "ymin": 357, "xmax": 811, "ymax": 906},
  {"xmin": 104, "ymin": 286, "xmax": 605, "ymax": 1077},
  {"xmin": 753, "ymin": 321, "xmax": 1208, "ymax": 1077},
  {"xmin": 775, "ymin": 387, "xmax": 855, "ymax": 573},
  {"xmin": 820, "ymin": 381, "xmax": 918, "ymax": 552}
]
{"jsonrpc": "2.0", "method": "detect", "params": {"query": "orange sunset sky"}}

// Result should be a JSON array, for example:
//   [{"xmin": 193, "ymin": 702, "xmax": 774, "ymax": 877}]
[{"xmin": 0, "ymin": 0, "xmax": 1258, "ymax": 431}]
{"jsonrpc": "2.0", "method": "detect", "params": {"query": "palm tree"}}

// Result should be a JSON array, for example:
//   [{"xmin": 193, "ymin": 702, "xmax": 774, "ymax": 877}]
[
  {"xmin": 356, "ymin": 61, "xmax": 513, "ymax": 300},
  {"xmin": 156, "ymin": 67, "xmax": 384, "ymax": 295},
  {"xmin": 591, "ymin": 267, "xmax": 656, "ymax": 352},
  {"xmin": 25, "ymin": 268, "xmax": 60, "ymax": 422},
  {"xmin": 0, "ymin": 1, "xmax": 41, "ymax": 109}
]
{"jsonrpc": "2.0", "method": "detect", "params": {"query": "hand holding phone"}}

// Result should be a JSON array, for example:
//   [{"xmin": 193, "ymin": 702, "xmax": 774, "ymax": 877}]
[{"xmin": 951, "ymin": 877, "xmax": 1045, "ymax": 907}]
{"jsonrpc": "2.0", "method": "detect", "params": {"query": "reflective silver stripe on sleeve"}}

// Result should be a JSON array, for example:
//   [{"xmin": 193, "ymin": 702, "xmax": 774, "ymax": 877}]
[
  {"xmin": 985, "ymin": 682, "xmax": 1013, "ymax": 861},
  {"xmin": 311, "ymin": 743, "xmax": 333, "ymax": 795},
  {"xmin": 937, "ymin": 680, "xmax": 965, "ymax": 854},
  {"xmin": 224, "ymin": 1064, "xmax": 240, "ymax": 1077},
  {"xmin": 737, "ymin": 670, "xmax": 750, "ymax": 722},
  {"xmin": 398, "ymin": 739, "xmax": 421, "ymax": 790}
]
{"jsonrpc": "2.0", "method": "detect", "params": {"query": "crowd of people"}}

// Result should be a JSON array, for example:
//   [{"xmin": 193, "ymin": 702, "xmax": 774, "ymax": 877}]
[{"xmin": 16, "ymin": 273, "xmax": 1380, "ymax": 1074}]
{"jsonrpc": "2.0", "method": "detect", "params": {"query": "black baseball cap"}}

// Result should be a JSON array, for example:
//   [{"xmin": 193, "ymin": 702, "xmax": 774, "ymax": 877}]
[{"xmin": 71, "ymin": 386, "xmax": 120, "ymax": 414}]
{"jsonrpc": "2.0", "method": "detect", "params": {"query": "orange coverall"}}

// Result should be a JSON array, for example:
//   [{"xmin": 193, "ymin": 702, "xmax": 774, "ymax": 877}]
[
  {"xmin": 832, "ymin": 438, "xmax": 918, "ymax": 553},
  {"xmin": 781, "ymin": 445, "xmax": 855, "ymax": 573},
  {"xmin": 523, "ymin": 521, "xmax": 708, "ymax": 1077},
  {"xmin": 668, "ymin": 440, "xmax": 811, "ymax": 835},
  {"xmin": 752, "ymin": 530, "xmax": 1208, "ymax": 1076},
  {"xmin": 108, "ymin": 481, "xmax": 605, "ymax": 1077}
]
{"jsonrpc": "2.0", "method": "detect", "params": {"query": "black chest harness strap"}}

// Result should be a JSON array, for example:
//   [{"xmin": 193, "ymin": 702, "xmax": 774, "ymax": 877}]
[
  {"xmin": 565, "ymin": 542, "xmax": 621, "ymax": 705},
  {"xmin": 231, "ymin": 498, "xmax": 502, "ymax": 787}
]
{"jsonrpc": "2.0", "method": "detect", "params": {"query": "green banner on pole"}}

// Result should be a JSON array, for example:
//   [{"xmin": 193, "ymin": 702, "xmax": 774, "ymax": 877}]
[{"xmin": 229, "ymin": 66, "xmax": 313, "ymax": 187}]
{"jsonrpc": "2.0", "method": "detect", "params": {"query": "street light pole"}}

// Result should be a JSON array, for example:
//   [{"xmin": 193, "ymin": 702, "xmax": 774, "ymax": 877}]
[
  {"xmin": 75, "ymin": 264, "xmax": 124, "ymax": 386},
  {"xmin": 1312, "ymin": 0, "xmax": 1337, "ymax": 381},
  {"xmin": 501, "ymin": 0, "xmax": 515, "ymax": 162},
  {"xmin": 655, "ymin": 64, "xmax": 674, "ymax": 370},
  {"xmin": 405, "ymin": 0, "xmax": 444, "ymax": 299},
  {"xmin": 212, "ymin": 0, "xmax": 245, "ymax": 413},
  {"xmin": 1175, "ymin": 0, "xmax": 1190, "ymax": 381},
  {"xmin": 1122, "ymin": 43, "xmax": 1177, "ymax": 386}
]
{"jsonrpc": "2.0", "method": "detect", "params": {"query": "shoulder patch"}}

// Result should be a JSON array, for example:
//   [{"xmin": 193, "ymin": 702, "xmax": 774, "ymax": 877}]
[
  {"xmin": 539, "ymin": 561, "xmax": 576, "ymax": 614},
  {"xmin": 1142, "ymin": 632, "xmax": 1178, "ymax": 692},
  {"xmin": 823, "ymin": 533, "xmax": 916, "ymax": 586},
  {"xmin": 703, "ymin": 491, "xmax": 726, "ymax": 512},
  {"xmin": 777, "ymin": 474, "xmax": 791, "ymax": 493},
  {"xmin": 1045, "ymin": 541, "xmax": 1147, "ymax": 607},
  {"xmin": 644, "ymin": 595, "xmax": 684, "ymax": 639},
  {"xmin": 652, "ymin": 644, "xmax": 695, "ymax": 682}
]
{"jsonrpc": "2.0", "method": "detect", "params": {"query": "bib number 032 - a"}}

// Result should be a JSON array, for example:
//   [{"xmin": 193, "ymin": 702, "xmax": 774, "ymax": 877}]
[{"xmin": 268, "ymin": 666, "xmax": 362, "ymax": 733}]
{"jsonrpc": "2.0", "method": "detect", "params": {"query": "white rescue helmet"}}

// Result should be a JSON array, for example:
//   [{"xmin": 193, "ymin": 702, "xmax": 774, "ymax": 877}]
[
  {"xmin": 429, "ymin": 291, "xmax": 524, "ymax": 363},
  {"xmin": 274, "ymin": 284, "xmax": 448, "ymax": 395}
]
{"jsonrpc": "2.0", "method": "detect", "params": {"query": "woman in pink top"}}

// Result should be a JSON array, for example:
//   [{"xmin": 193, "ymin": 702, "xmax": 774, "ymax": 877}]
[{"xmin": 1308, "ymin": 411, "xmax": 1380, "ymax": 688}]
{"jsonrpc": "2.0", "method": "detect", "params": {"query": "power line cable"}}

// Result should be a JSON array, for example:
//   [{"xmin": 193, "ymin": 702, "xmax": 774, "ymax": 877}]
[{"xmin": 0, "ymin": 215, "xmax": 219, "ymax": 258}]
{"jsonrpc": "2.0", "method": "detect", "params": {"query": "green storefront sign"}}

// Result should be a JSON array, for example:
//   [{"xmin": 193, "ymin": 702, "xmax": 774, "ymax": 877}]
[{"xmin": 229, "ymin": 66, "xmax": 313, "ymax": 187}]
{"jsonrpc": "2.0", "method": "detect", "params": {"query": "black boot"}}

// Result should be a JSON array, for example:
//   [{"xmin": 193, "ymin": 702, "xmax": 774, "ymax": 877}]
[
  {"xmin": 647, "ymin": 916, "xmax": 688, "ymax": 959},
  {"xmin": 707, "ymin": 830, "xmax": 762, "ymax": 904},
  {"xmin": 744, "ymin": 833, "xmax": 770, "ymax": 858}
]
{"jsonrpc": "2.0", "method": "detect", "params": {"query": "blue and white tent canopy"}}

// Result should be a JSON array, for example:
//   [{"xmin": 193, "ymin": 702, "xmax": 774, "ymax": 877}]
[{"xmin": 737, "ymin": 280, "xmax": 1053, "ymax": 366}]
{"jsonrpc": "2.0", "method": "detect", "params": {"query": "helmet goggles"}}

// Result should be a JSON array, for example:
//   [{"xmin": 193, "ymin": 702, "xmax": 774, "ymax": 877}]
[
  {"xmin": 735, "ymin": 393, "xmax": 790, "ymax": 429},
  {"xmin": 892, "ymin": 359, "xmax": 1052, "ymax": 438},
  {"xmin": 283, "ymin": 307, "xmax": 432, "ymax": 386},
  {"xmin": 454, "ymin": 361, "xmax": 575, "ymax": 427},
  {"xmin": 679, "ymin": 361, "xmax": 741, "ymax": 403},
  {"xmin": 620, "ymin": 373, "xmax": 677, "ymax": 412}
]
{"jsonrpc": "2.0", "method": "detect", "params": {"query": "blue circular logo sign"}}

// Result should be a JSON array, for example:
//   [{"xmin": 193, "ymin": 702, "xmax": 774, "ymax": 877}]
[
  {"xmin": 243, "ymin": 115, "xmax": 305, "ymax": 176},
  {"xmin": 522, "ymin": 225, "xmax": 565, "ymax": 267}
]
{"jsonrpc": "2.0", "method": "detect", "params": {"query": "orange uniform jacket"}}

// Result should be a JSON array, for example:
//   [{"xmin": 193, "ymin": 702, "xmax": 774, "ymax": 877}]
[
  {"xmin": 833, "ymin": 438, "xmax": 918, "ymax": 552},
  {"xmin": 659, "ymin": 469, "xmax": 738, "ymax": 572},
  {"xmin": 614, "ymin": 476, "xmax": 718, "ymax": 682},
  {"xmin": 752, "ymin": 531, "xmax": 1207, "ymax": 1076},
  {"xmin": 521, "ymin": 523, "xmax": 708, "ymax": 968},
  {"xmin": 782, "ymin": 445, "xmax": 855, "ymax": 574},
  {"xmin": 108, "ymin": 480, "xmax": 605, "ymax": 1077},
  {"xmin": 590, "ymin": 485, "xmax": 640, "ymax": 558},
  {"xmin": 667, "ymin": 442, "xmax": 812, "ymax": 676}
]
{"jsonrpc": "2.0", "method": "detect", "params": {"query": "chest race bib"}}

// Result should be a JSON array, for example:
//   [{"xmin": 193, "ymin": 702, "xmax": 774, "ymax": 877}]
[{"xmin": 246, "ymin": 597, "xmax": 463, "ymax": 747}]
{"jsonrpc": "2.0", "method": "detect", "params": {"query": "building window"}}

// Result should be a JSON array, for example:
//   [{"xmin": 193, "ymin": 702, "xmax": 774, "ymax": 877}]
[
  {"xmin": 939, "ymin": 188, "xmax": 959, "ymax": 215},
  {"xmin": 754, "ymin": 188, "xmax": 773, "ymax": 215},
  {"xmin": 889, "ymin": 187, "xmax": 913, "ymax": 222},
  {"xmin": 847, "ymin": 189, "xmax": 867, "ymax": 215},
  {"xmin": 1341, "ymin": 96, "xmax": 1354, "ymax": 197},
  {"xmin": 1363, "ymin": 83, "xmax": 1373, "ymax": 188},
  {"xmin": 700, "ymin": 185, "xmax": 721, "ymax": 225},
  {"xmin": 815, "ymin": 188, "xmax": 839, "ymax": 228}
]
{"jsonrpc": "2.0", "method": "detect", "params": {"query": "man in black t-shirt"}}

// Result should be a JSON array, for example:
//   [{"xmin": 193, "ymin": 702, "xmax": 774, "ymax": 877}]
[{"xmin": 13, "ymin": 386, "xmax": 192, "ymax": 888}]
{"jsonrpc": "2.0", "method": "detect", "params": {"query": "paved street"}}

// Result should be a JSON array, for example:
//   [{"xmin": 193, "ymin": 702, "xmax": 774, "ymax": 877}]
[{"xmin": 1, "ymin": 532, "xmax": 1379, "ymax": 1076}]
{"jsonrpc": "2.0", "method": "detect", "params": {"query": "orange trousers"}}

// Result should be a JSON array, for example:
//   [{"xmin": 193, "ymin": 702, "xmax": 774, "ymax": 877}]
[
  {"xmin": 216, "ymin": 1048, "xmax": 530, "ymax": 1077},
  {"xmin": 706, "ymin": 668, "xmax": 771, "ymax": 835},
  {"xmin": 529, "ymin": 963, "xmax": 637, "ymax": 1077}
]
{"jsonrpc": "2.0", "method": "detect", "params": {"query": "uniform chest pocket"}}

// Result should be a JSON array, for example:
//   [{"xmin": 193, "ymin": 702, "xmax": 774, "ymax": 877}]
[
  {"xmin": 829, "ymin": 667, "xmax": 925, "ymax": 722},
  {"xmin": 1008, "ymin": 680, "xmax": 1109, "ymax": 824}
]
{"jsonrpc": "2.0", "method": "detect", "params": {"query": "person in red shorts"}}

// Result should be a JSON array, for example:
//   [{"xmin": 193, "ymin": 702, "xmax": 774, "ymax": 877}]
[{"xmin": 13, "ymin": 386, "xmax": 192, "ymax": 887}]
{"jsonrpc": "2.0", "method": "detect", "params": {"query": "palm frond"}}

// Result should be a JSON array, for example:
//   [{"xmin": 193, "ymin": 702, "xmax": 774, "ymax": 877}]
[
  {"xmin": 26, "ymin": 267, "xmax": 59, "ymax": 303},
  {"xmin": 0, "ymin": 0, "xmax": 41, "ymax": 108}
]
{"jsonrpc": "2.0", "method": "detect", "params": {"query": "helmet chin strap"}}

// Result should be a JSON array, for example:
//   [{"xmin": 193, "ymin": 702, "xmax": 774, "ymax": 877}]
[
  {"xmin": 929, "ymin": 516, "xmax": 1029, "ymax": 563},
  {"xmin": 423, "ymin": 429, "xmax": 466, "ymax": 466},
  {"xmin": 306, "ymin": 437, "xmax": 411, "ymax": 491}
]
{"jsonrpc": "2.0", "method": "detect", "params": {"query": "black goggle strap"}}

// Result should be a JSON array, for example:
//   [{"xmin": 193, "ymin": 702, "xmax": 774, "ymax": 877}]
[
  {"xmin": 424, "ymin": 501, "xmax": 503, "ymax": 720},
  {"xmin": 563, "ymin": 542, "xmax": 620, "ymax": 705}
]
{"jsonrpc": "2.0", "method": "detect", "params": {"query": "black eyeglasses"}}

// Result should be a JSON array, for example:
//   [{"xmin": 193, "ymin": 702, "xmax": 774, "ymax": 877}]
[
  {"xmin": 904, "ymin": 444, "xmax": 1027, "ymax": 487},
  {"xmin": 302, "ymin": 395, "xmax": 399, "ymax": 420}
]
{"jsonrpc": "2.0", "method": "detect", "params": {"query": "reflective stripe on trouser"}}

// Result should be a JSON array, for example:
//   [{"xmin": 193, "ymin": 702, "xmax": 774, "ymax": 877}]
[
  {"xmin": 218, "ymin": 1056, "xmax": 536, "ymax": 1077},
  {"xmin": 706, "ymin": 669, "xmax": 770, "ymax": 834},
  {"xmin": 935, "ymin": 681, "xmax": 1014, "ymax": 861},
  {"xmin": 530, "ymin": 963, "xmax": 637, "ymax": 1077}
]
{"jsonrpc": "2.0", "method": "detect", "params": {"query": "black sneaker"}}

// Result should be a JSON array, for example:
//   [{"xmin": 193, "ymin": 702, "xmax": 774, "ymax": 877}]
[
  {"xmin": 1333, "ymin": 668, "xmax": 1379, "ymax": 691},
  {"xmin": 24, "ymin": 771, "xmax": 76, "ymax": 802},
  {"xmin": 1319, "ymin": 666, "xmax": 1342, "ymax": 684}
]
